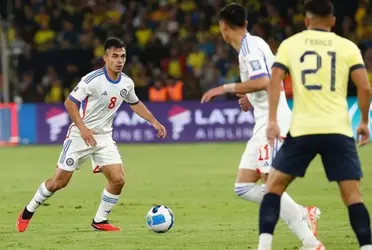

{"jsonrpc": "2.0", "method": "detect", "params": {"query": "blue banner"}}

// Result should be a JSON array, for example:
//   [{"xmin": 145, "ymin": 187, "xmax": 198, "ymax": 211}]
[
  {"xmin": 17, "ymin": 98, "xmax": 372, "ymax": 145},
  {"xmin": 18, "ymin": 104, "xmax": 37, "ymax": 144},
  {"xmin": 35, "ymin": 102, "xmax": 255, "ymax": 144}
]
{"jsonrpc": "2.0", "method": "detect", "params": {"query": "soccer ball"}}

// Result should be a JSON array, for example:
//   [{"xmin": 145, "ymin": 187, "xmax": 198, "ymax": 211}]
[{"xmin": 146, "ymin": 205, "xmax": 174, "ymax": 233}]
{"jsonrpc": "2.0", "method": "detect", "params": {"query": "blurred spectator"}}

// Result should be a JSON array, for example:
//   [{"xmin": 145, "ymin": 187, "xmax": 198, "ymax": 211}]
[
  {"xmin": 57, "ymin": 20, "xmax": 79, "ymax": 48},
  {"xmin": 214, "ymin": 46, "xmax": 229, "ymax": 78},
  {"xmin": 225, "ymin": 62, "xmax": 240, "ymax": 84},
  {"xmin": 155, "ymin": 21, "xmax": 171, "ymax": 45},
  {"xmin": 180, "ymin": 0, "xmax": 197, "ymax": 13},
  {"xmin": 150, "ymin": 1, "xmax": 169, "ymax": 22},
  {"xmin": 34, "ymin": 6, "xmax": 49, "ymax": 26},
  {"xmin": 130, "ymin": 59, "xmax": 149, "ymax": 100},
  {"xmin": 162, "ymin": 47, "xmax": 185, "ymax": 79},
  {"xmin": 34, "ymin": 21, "xmax": 55, "ymax": 51},
  {"xmin": 2, "ymin": 0, "xmax": 371, "ymax": 103},
  {"xmin": 45, "ymin": 79, "xmax": 64, "ymax": 103},
  {"xmin": 92, "ymin": 38, "xmax": 105, "ymax": 64},
  {"xmin": 19, "ymin": 71, "xmax": 43, "ymax": 102},
  {"xmin": 41, "ymin": 67, "xmax": 58, "ymax": 89},
  {"xmin": 201, "ymin": 61, "xmax": 224, "ymax": 93},
  {"xmin": 9, "ymin": 28, "xmax": 29, "ymax": 55},
  {"xmin": 149, "ymin": 78, "xmax": 167, "ymax": 102},
  {"xmin": 198, "ymin": 34, "xmax": 215, "ymax": 56},
  {"xmin": 135, "ymin": 21, "xmax": 152, "ymax": 48},
  {"xmin": 166, "ymin": 77, "xmax": 184, "ymax": 102},
  {"xmin": 186, "ymin": 44, "xmax": 206, "ymax": 77},
  {"xmin": 181, "ymin": 71, "xmax": 202, "ymax": 100},
  {"xmin": 63, "ymin": 64, "xmax": 80, "ymax": 91}
]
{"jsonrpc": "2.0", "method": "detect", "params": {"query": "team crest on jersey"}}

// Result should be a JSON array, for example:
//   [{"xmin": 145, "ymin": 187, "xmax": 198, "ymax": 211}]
[
  {"xmin": 66, "ymin": 158, "xmax": 74, "ymax": 166},
  {"xmin": 120, "ymin": 89, "xmax": 128, "ymax": 98},
  {"xmin": 250, "ymin": 60, "xmax": 262, "ymax": 71}
]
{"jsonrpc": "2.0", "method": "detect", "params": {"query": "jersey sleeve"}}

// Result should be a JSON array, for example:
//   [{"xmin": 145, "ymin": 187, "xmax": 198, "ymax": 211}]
[
  {"xmin": 272, "ymin": 40, "xmax": 290, "ymax": 73},
  {"xmin": 244, "ymin": 53, "xmax": 269, "ymax": 80},
  {"xmin": 125, "ymin": 80, "xmax": 140, "ymax": 105},
  {"xmin": 347, "ymin": 42, "xmax": 365, "ymax": 73},
  {"xmin": 68, "ymin": 78, "xmax": 94, "ymax": 106}
]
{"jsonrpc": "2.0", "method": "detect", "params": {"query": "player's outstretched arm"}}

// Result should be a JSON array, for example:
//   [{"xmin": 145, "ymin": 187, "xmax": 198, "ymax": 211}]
[
  {"xmin": 351, "ymin": 68, "xmax": 371, "ymax": 124},
  {"xmin": 266, "ymin": 66, "xmax": 286, "ymax": 145},
  {"xmin": 200, "ymin": 76, "xmax": 269, "ymax": 103},
  {"xmin": 130, "ymin": 102, "xmax": 167, "ymax": 138},
  {"xmin": 268, "ymin": 67, "xmax": 285, "ymax": 122},
  {"xmin": 65, "ymin": 97, "xmax": 97, "ymax": 146},
  {"xmin": 351, "ymin": 68, "xmax": 371, "ymax": 146},
  {"xmin": 224, "ymin": 76, "xmax": 269, "ymax": 94}
]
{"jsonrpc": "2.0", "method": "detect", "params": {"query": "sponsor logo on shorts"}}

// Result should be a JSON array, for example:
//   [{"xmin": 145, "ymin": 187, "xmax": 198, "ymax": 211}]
[{"xmin": 66, "ymin": 158, "xmax": 74, "ymax": 166}]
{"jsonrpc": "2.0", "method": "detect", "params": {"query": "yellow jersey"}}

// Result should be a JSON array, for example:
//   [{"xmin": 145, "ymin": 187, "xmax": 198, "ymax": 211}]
[{"xmin": 274, "ymin": 29, "xmax": 365, "ymax": 137}]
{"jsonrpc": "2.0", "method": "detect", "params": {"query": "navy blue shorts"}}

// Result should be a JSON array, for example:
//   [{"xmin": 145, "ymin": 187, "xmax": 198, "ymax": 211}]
[{"xmin": 272, "ymin": 133, "xmax": 362, "ymax": 182}]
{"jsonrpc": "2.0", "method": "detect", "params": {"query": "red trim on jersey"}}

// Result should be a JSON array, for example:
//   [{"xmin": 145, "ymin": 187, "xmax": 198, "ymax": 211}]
[
  {"xmin": 66, "ymin": 96, "xmax": 89, "ymax": 139},
  {"xmin": 65, "ymin": 124, "xmax": 74, "ymax": 139},
  {"xmin": 82, "ymin": 96, "xmax": 89, "ymax": 119}
]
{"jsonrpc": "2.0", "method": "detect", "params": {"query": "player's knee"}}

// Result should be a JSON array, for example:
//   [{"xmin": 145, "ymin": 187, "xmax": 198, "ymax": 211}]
[{"xmin": 110, "ymin": 175, "xmax": 125, "ymax": 190}]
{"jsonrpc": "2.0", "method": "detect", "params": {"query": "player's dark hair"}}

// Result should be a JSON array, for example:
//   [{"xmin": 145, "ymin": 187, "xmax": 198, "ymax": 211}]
[
  {"xmin": 219, "ymin": 3, "xmax": 247, "ymax": 28},
  {"xmin": 104, "ymin": 37, "xmax": 125, "ymax": 51},
  {"xmin": 304, "ymin": 0, "xmax": 334, "ymax": 17}
]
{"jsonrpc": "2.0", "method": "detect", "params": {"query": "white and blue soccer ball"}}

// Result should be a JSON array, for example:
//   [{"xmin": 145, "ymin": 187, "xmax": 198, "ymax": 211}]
[{"xmin": 146, "ymin": 205, "xmax": 174, "ymax": 233}]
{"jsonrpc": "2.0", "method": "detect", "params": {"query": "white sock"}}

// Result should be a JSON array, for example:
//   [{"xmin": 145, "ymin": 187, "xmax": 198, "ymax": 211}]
[
  {"xmin": 26, "ymin": 181, "xmax": 54, "ymax": 212},
  {"xmin": 258, "ymin": 233, "xmax": 273, "ymax": 250},
  {"xmin": 234, "ymin": 183, "xmax": 265, "ymax": 203},
  {"xmin": 361, "ymin": 245, "xmax": 372, "ymax": 250},
  {"xmin": 280, "ymin": 193, "xmax": 319, "ymax": 246},
  {"xmin": 235, "ymin": 183, "xmax": 318, "ymax": 246},
  {"xmin": 298, "ymin": 204, "xmax": 308, "ymax": 219},
  {"xmin": 94, "ymin": 189, "xmax": 120, "ymax": 223}
]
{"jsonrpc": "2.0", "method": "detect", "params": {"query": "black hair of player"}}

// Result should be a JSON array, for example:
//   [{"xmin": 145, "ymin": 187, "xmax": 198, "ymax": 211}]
[
  {"xmin": 304, "ymin": 0, "xmax": 334, "ymax": 17},
  {"xmin": 219, "ymin": 3, "xmax": 247, "ymax": 28},
  {"xmin": 104, "ymin": 37, "xmax": 126, "ymax": 51}
]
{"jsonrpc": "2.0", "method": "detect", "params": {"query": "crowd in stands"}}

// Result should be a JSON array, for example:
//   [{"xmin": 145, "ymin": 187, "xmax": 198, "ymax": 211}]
[{"xmin": 0, "ymin": 0, "xmax": 371, "ymax": 103}]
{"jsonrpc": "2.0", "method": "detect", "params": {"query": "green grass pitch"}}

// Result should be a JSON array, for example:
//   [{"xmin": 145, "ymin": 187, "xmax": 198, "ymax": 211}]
[{"xmin": 0, "ymin": 143, "xmax": 371, "ymax": 249}]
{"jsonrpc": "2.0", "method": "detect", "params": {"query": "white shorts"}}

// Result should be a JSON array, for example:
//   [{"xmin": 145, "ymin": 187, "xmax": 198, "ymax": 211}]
[
  {"xmin": 238, "ymin": 122, "xmax": 288, "ymax": 174},
  {"xmin": 57, "ymin": 134, "xmax": 122, "ymax": 173}
]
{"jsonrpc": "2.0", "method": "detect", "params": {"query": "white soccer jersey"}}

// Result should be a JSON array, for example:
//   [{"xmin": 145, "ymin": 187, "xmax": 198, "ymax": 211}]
[
  {"xmin": 67, "ymin": 67, "xmax": 139, "ymax": 137},
  {"xmin": 238, "ymin": 33, "xmax": 291, "ymax": 132}
]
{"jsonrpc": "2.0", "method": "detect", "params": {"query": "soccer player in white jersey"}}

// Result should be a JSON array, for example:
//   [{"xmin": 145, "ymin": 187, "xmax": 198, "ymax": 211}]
[
  {"xmin": 201, "ymin": 3, "xmax": 323, "ymax": 249},
  {"xmin": 16, "ymin": 37, "xmax": 167, "ymax": 232}
]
